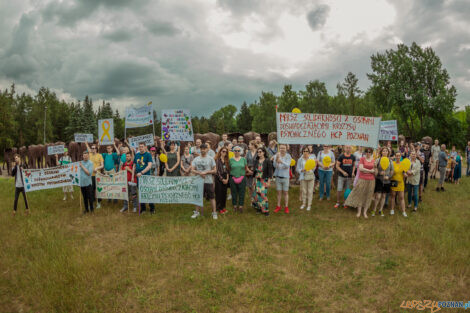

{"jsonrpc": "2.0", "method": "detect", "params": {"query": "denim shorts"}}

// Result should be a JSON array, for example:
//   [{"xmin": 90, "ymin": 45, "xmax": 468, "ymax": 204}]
[{"xmin": 275, "ymin": 177, "xmax": 290, "ymax": 191}]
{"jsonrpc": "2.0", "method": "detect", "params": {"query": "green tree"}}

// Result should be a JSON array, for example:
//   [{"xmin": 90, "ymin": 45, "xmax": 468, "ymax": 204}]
[
  {"xmin": 251, "ymin": 92, "xmax": 277, "ymax": 133},
  {"xmin": 0, "ymin": 85, "xmax": 16, "ymax": 151},
  {"xmin": 209, "ymin": 105, "xmax": 237, "ymax": 133},
  {"xmin": 368, "ymin": 42, "xmax": 457, "ymax": 139},
  {"xmin": 277, "ymin": 84, "xmax": 299, "ymax": 112},
  {"xmin": 82, "ymin": 96, "xmax": 96, "ymax": 135},
  {"xmin": 299, "ymin": 80, "xmax": 329, "ymax": 113},
  {"xmin": 236, "ymin": 101, "xmax": 253, "ymax": 133},
  {"xmin": 339, "ymin": 72, "xmax": 362, "ymax": 115}
]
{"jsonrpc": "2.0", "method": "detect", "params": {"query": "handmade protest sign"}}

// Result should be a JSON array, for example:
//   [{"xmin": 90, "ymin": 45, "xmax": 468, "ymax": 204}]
[
  {"xmin": 139, "ymin": 176, "xmax": 203, "ymax": 206},
  {"xmin": 276, "ymin": 112, "xmax": 381, "ymax": 148},
  {"xmin": 47, "ymin": 145, "xmax": 65, "ymax": 155},
  {"xmin": 68, "ymin": 162, "xmax": 81, "ymax": 186},
  {"xmin": 98, "ymin": 119, "xmax": 114, "ymax": 145},
  {"xmin": 161, "ymin": 109, "xmax": 194, "ymax": 141},
  {"xmin": 128, "ymin": 134, "xmax": 154, "ymax": 148},
  {"xmin": 74, "ymin": 133, "xmax": 94, "ymax": 143},
  {"xmin": 22, "ymin": 164, "xmax": 77, "ymax": 192},
  {"xmin": 379, "ymin": 120, "xmax": 398, "ymax": 141},
  {"xmin": 95, "ymin": 171, "xmax": 128, "ymax": 200},
  {"xmin": 125, "ymin": 105, "xmax": 153, "ymax": 129}
]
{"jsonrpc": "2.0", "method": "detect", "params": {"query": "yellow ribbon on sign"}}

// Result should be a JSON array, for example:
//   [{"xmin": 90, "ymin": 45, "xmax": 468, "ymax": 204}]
[{"xmin": 100, "ymin": 120, "xmax": 112, "ymax": 142}]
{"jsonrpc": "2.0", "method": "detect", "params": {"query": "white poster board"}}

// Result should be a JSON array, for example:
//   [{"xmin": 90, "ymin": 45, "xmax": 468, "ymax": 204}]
[
  {"xmin": 161, "ymin": 109, "xmax": 194, "ymax": 141},
  {"xmin": 98, "ymin": 119, "xmax": 114, "ymax": 145}
]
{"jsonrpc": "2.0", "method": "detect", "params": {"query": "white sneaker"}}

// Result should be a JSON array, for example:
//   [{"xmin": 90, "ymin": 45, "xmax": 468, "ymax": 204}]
[
  {"xmin": 191, "ymin": 211, "xmax": 200, "ymax": 219},
  {"xmin": 402, "ymin": 212, "xmax": 408, "ymax": 218},
  {"xmin": 227, "ymin": 194, "xmax": 232, "ymax": 200},
  {"xmin": 133, "ymin": 207, "xmax": 137, "ymax": 213},
  {"xmin": 212, "ymin": 212, "xmax": 218, "ymax": 220},
  {"xmin": 306, "ymin": 206, "xmax": 311, "ymax": 211},
  {"xmin": 63, "ymin": 196, "xmax": 66, "ymax": 201},
  {"xmin": 300, "ymin": 205, "xmax": 305, "ymax": 210},
  {"xmin": 96, "ymin": 203, "xmax": 101, "ymax": 209},
  {"xmin": 120, "ymin": 207, "xmax": 128, "ymax": 213},
  {"xmin": 390, "ymin": 209, "xmax": 394, "ymax": 215}
]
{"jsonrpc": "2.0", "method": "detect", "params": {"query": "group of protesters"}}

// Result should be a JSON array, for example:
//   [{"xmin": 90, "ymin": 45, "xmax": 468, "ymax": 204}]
[{"xmin": 10, "ymin": 133, "xmax": 470, "ymax": 219}]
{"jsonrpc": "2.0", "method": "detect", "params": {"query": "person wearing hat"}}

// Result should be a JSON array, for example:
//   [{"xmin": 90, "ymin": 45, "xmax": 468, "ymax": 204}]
[{"xmin": 56, "ymin": 148, "xmax": 74, "ymax": 201}]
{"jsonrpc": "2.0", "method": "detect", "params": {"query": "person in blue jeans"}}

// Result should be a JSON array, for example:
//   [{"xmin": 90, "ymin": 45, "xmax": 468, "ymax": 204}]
[
  {"xmin": 406, "ymin": 151, "xmax": 421, "ymax": 212},
  {"xmin": 317, "ymin": 145, "xmax": 335, "ymax": 201},
  {"xmin": 134, "ymin": 142, "xmax": 155, "ymax": 214}
]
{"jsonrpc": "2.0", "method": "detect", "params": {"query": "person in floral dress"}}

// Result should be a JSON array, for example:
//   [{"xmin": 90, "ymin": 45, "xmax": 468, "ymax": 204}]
[{"xmin": 252, "ymin": 146, "xmax": 273, "ymax": 216}]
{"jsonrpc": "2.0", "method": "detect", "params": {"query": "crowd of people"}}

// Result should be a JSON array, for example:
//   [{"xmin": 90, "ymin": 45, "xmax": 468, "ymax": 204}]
[{"xmin": 10, "ymin": 134, "xmax": 470, "ymax": 219}]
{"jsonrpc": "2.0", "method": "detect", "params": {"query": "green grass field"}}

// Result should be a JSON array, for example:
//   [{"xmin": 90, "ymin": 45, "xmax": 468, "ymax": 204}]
[{"xmin": 0, "ymin": 177, "xmax": 469, "ymax": 313}]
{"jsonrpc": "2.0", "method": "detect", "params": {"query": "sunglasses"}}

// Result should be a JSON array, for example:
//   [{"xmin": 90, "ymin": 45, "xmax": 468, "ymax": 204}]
[
  {"xmin": 257, "ymin": 150, "xmax": 263, "ymax": 153},
  {"xmin": 234, "ymin": 150, "xmax": 241, "ymax": 152},
  {"xmin": 221, "ymin": 150, "xmax": 227, "ymax": 153}
]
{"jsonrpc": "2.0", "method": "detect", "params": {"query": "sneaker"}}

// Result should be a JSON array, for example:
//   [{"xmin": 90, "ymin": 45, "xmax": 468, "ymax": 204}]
[
  {"xmin": 284, "ymin": 207, "xmax": 289, "ymax": 214},
  {"xmin": 63, "ymin": 196, "xmax": 66, "ymax": 201},
  {"xmin": 120, "ymin": 207, "xmax": 128, "ymax": 213},
  {"xmin": 274, "ymin": 206, "xmax": 282, "ymax": 213},
  {"xmin": 150, "ymin": 210, "xmax": 155, "ymax": 215},
  {"xmin": 435, "ymin": 187, "xmax": 440, "ymax": 192},
  {"xmin": 306, "ymin": 206, "xmax": 311, "ymax": 211},
  {"xmin": 191, "ymin": 211, "xmax": 200, "ymax": 219},
  {"xmin": 379, "ymin": 210, "xmax": 384, "ymax": 217},
  {"xmin": 133, "ymin": 207, "xmax": 137, "ymax": 213},
  {"xmin": 440, "ymin": 187, "xmax": 445, "ymax": 191},
  {"xmin": 334, "ymin": 203, "xmax": 340, "ymax": 209},
  {"xmin": 96, "ymin": 203, "xmax": 101, "ymax": 209},
  {"xmin": 343, "ymin": 205, "xmax": 348, "ymax": 209},
  {"xmin": 371, "ymin": 211, "xmax": 375, "ymax": 217},
  {"xmin": 390, "ymin": 209, "xmax": 395, "ymax": 215},
  {"xmin": 227, "ymin": 194, "xmax": 232, "ymax": 200},
  {"xmin": 402, "ymin": 212, "xmax": 408, "ymax": 218},
  {"xmin": 412, "ymin": 208, "xmax": 418, "ymax": 213},
  {"xmin": 212, "ymin": 212, "xmax": 218, "ymax": 220},
  {"xmin": 300, "ymin": 205, "xmax": 305, "ymax": 210},
  {"xmin": 326, "ymin": 198, "xmax": 330, "ymax": 201}
]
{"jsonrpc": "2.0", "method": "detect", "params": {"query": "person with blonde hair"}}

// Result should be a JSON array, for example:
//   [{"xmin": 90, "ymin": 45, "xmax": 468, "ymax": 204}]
[
  {"xmin": 371, "ymin": 147, "xmax": 394, "ymax": 217},
  {"xmin": 296, "ymin": 146, "xmax": 316, "ymax": 211}
]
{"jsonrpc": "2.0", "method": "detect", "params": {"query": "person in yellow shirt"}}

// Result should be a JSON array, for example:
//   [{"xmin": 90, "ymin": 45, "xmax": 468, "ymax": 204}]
[
  {"xmin": 86, "ymin": 142, "xmax": 104, "ymax": 209},
  {"xmin": 390, "ymin": 151, "xmax": 407, "ymax": 217}
]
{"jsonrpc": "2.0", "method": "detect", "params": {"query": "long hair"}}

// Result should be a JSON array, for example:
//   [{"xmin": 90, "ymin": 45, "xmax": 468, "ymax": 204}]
[{"xmin": 215, "ymin": 146, "xmax": 230, "ymax": 172}]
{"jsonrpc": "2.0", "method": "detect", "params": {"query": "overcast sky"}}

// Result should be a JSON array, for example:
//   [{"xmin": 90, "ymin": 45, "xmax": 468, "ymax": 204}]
[{"xmin": 1, "ymin": 0, "xmax": 469, "ymax": 115}]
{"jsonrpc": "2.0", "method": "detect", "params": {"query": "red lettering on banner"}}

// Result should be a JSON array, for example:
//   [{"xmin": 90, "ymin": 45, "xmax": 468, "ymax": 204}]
[
  {"xmin": 279, "ymin": 113, "xmax": 297, "ymax": 122},
  {"xmin": 331, "ymin": 131, "xmax": 342, "ymax": 139},
  {"xmin": 347, "ymin": 132, "xmax": 370, "ymax": 142},
  {"xmin": 352, "ymin": 116, "xmax": 375, "ymax": 125}
]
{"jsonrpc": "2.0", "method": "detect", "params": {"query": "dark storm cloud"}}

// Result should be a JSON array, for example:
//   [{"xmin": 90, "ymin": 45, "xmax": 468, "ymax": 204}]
[
  {"xmin": 306, "ymin": 4, "xmax": 330, "ymax": 31},
  {"xmin": 0, "ymin": 0, "xmax": 469, "ymax": 115}
]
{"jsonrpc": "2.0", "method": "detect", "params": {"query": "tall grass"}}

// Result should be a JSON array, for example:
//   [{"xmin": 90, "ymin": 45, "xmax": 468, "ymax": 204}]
[{"xmin": 1, "ymin": 177, "xmax": 469, "ymax": 312}]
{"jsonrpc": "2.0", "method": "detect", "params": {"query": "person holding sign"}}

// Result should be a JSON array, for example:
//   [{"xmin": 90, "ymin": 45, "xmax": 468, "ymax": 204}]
[
  {"xmin": 79, "ymin": 150, "xmax": 94, "ymax": 214},
  {"xmin": 273, "ymin": 144, "xmax": 292, "ymax": 214},
  {"xmin": 317, "ymin": 145, "xmax": 335, "ymax": 201},
  {"xmin": 191, "ymin": 144, "xmax": 218, "ymax": 220},
  {"xmin": 11, "ymin": 154, "xmax": 29, "ymax": 215},
  {"xmin": 85, "ymin": 142, "xmax": 104, "ymax": 209},
  {"xmin": 344, "ymin": 147, "xmax": 376, "ymax": 218},
  {"xmin": 102, "ymin": 142, "xmax": 120, "ymax": 175},
  {"xmin": 334, "ymin": 145, "xmax": 355, "ymax": 209},
  {"xmin": 252, "ymin": 146, "xmax": 273, "ymax": 216},
  {"xmin": 56, "ymin": 148, "xmax": 74, "ymax": 201},
  {"xmin": 296, "ymin": 147, "xmax": 316, "ymax": 211},
  {"xmin": 406, "ymin": 151, "xmax": 421, "ymax": 213},
  {"xmin": 134, "ymin": 142, "xmax": 155, "ymax": 214},
  {"xmin": 371, "ymin": 147, "xmax": 394, "ymax": 217},
  {"xmin": 121, "ymin": 153, "xmax": 137, "ymax": 213},
  {"xmin": 389, "ymin": 151, "xmax": 408, "ymax": 217}
]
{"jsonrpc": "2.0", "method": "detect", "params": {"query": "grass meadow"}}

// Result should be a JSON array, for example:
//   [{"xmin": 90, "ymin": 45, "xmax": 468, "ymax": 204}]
[{"xmin": 0, "ymin": 176, "xmax": 469, "ymax": 313}]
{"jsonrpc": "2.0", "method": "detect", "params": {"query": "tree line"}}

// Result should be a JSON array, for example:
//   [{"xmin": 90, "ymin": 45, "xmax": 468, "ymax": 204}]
[{"xmin": 1, "ymin": 42, "xmax": 469, "ymax": 154}]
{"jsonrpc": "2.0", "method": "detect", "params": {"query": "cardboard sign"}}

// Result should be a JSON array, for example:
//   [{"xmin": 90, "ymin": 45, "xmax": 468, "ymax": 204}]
[
  {"xmin": 47, "ymin": 145, "xmax": 65, "ymax": 155},
  {"xmin": 128, "ymin": 134, "xmax": 154, "ymax": 148},
  {"xmin": 379, "ymin": 120, "xmax": 398, "ymax": 141},
  {"xmin": 138, "ymin": 176, "xmax": 203, "ymax": 206},
  {"xmin": 95, "ymin": 171, "xmax": 128, "ymax": 200},
  {"xmin": 98, "ymin": 119, "xmax": 114, "ymax": 145},
  {"xmin": 74, "ymin": 133, "xmax": 94, "ymax": 143},
  {"xmin": 276, "ymin": 112, "xmax": 381, "ymax": 148},
  {"xmin": 125, "ymin": 105, "xmax": 153, "ymax": 129},
  {"xmin": 161, "ymin": 109, "xmax": 194, "ymax": 142}
]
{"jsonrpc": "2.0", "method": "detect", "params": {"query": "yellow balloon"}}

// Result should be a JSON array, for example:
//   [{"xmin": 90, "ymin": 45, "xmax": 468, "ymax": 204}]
[
  {"xmin": 305, "ymin": 159, "xmax": 316, "ymax": 171},
  {"xmin": 380, "ymin": 157, "xmax": 390, "ymax": 170},
  {"xmin": 290, "ymin": 159, "xmax": 296, "ymax": 166},
  {"xmin": 159, "ymin": 154, "xmax": 168, "ymax": 163},
  {"xmin": 401, "ymin": 158, "xmax": 411, "ymax": 172},
  {"xmin": 292, "ymin": 108, "xmax": 301, "ymax": 113},
  {"xmin": 322, "ymin": 155, "xmax": 331, "ymax": 168},
  {"xmin": 228, "ymin": 151, "xmax": 234, "ymax": 159}
]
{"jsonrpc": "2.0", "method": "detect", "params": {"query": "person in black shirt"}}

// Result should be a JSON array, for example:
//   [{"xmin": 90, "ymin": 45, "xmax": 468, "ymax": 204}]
[
  {"xmin": 335, "ymin": 145, "xmax": 356, "ymax": 208},
  {"xmin": 421, "ymin": 143, "xmax": 432, "ymax": 189}
]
